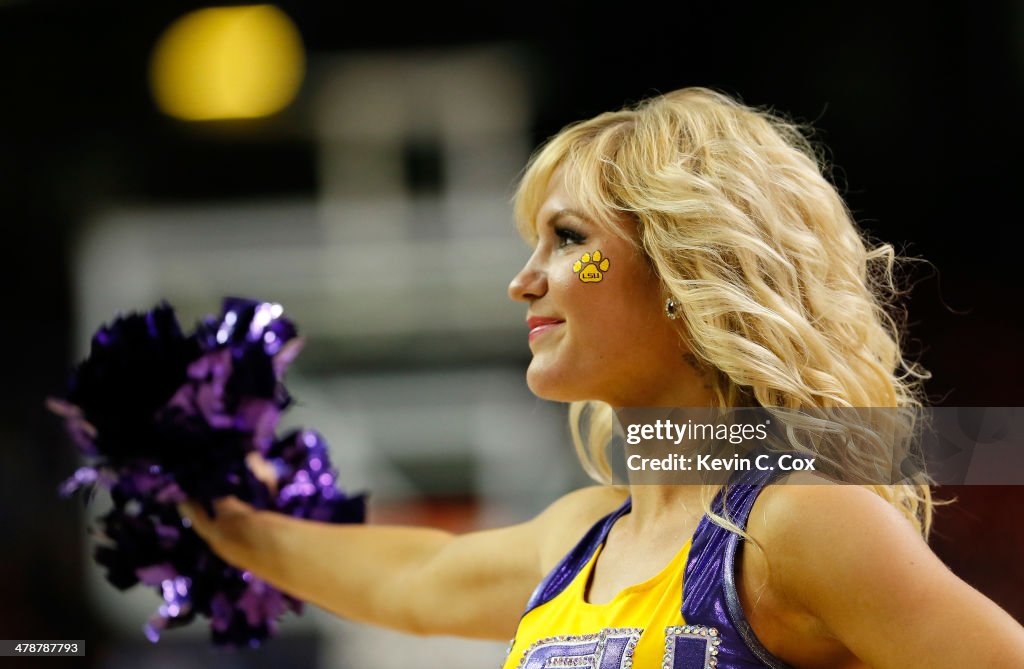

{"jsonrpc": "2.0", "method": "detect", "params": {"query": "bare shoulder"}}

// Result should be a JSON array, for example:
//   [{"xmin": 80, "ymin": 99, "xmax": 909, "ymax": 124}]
[
  {"xmin": 742, "ymin": 474, "xmax": 1024, "ymax": 667},
  {"xmin": 745, "ymin": 472, "xmax": 927, "ymax": 593},
  {"xmin": 734, "ymin": 474, "xmax": 924, "ymax": 666},
  {"xmin": 531, "ymin": 485, "xmax": 629, "ymax": 571},
  {"xmin": 746, "ymin": 472, "xmax": 923, "ymax": 559}
]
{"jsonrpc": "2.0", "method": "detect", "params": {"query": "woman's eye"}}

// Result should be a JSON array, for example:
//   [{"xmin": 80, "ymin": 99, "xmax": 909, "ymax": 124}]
[{"xmin": 554, "ymin": 226, "xmax": 586, "ymax": 248}]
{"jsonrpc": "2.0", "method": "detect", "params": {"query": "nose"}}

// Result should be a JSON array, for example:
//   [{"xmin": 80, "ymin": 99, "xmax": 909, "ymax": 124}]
[{"xmin": 508, "ymin": 254, "xmax": 547, "ymax": 303}]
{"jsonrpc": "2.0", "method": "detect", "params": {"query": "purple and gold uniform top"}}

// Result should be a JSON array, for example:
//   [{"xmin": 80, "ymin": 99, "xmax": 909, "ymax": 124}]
[{"xmin": 500, "ymin": 465, "xmax": 791, "ymax": 669}]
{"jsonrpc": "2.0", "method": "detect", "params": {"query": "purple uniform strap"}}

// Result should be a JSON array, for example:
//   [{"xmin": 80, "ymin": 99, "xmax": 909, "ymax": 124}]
[
  {"xmin": 682, "ymin": 453, "xmax": 793, "ymax": 668},
  {"xmin": 522, "ymin": 497, "xmax": 633, "ymax": 614}
]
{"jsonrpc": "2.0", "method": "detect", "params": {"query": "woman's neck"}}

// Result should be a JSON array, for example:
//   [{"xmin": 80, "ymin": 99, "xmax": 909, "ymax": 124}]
[{"xmin": 622, "ymin": 483, "xmax": 715, "ymax": 536}]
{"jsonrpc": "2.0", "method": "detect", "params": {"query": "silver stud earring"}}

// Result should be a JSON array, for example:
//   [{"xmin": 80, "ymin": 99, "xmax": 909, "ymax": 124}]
[{"xmin": 665, "ymin": 297, "xmax": 679, "ymax": 320}]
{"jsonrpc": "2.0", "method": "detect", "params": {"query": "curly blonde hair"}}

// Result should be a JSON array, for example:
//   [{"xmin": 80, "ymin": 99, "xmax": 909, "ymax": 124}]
[{"xmin": 513, "ymin": 87, "xmax": 935, "ymax": 537}]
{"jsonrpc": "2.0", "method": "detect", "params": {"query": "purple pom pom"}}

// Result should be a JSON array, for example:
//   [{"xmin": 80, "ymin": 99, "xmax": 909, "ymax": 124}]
[
  {"xmin": 61, "ymin": 303, "xmax": 200, "ymax": 464},
  {"xmin": 269, "ymin": 430, "xmax": 366, "ymax": 524},
  {"xmin": 50, "ymin": 298, "xmax": 365, "ymax": 649}
]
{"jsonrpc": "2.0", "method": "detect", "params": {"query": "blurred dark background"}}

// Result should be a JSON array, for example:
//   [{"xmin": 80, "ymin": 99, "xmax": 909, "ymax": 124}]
[{"xmin": 1, "ymin": 1, "xmax": 1022, "ymax": 667}]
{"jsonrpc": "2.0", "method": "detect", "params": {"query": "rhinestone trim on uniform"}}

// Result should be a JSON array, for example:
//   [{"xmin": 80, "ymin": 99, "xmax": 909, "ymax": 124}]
[
  {"xmin": 508, "ymin": 627, "xmax": 643, "ymax": 669},
  {"xmin": 662, "ymin": 625, "xmax": 721, "ymax": 669}
]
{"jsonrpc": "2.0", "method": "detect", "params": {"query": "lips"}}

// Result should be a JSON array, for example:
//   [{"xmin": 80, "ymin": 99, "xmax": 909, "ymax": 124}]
[{"xmin": 527, "ymin": 316, "xmax": 564, "ymax": 342}]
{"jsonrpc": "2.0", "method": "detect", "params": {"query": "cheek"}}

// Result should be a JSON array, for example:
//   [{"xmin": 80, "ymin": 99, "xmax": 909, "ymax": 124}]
[
  {"xmin": 559, "ymin": 265, "xmax": 609, "ymax": 324},
  {"xmin": 559, "ymin": 244, "xmax": 663, "ymax": 331},
  {"xmin": 563, "ymin": 267, "xmax": 646, "ymax": 341},
  {"xmin": 553, "ymin": 256, "xmax": 595, "ymax": 307}
]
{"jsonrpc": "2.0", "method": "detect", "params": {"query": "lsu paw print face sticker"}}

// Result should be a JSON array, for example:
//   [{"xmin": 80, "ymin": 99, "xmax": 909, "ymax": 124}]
[{"xmin": 573, "ymin": 250, "xmax": 610, "ymax": 283}]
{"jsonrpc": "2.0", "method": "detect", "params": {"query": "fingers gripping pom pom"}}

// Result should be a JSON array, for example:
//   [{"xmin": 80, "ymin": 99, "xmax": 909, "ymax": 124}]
[{"xmin": 49, "ymin": 297, "xmax": 366, "ymax": 648}]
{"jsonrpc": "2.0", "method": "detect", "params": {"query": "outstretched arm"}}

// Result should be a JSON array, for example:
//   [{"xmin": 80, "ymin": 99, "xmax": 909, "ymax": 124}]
[{"xmin": 179, "ymin": 486, "xmax": 625, "ymax": 640}]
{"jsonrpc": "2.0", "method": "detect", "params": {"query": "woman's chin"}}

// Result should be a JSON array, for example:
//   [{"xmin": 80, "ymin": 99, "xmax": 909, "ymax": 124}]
[{"xmin": 525, "ymin": 364, "xmax": 590, "ymax": 403}]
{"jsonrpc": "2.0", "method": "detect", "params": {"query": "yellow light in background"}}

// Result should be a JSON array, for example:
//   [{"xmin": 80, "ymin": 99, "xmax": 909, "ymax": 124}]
[{"xmin": 150, "ymin": 5, "xmax": 304, "ymax": 121}]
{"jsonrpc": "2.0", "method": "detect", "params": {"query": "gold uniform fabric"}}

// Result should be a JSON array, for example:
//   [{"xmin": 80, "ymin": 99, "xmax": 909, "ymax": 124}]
[{"xmin": 501, "ymin": 536, "xmax": 694, "ymax": 668}]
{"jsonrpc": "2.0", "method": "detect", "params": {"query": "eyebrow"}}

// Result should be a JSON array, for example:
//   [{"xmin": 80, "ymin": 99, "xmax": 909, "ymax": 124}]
[{"xmin": 543, "ymin": 208, "xmax": 591, "ymax": 229}]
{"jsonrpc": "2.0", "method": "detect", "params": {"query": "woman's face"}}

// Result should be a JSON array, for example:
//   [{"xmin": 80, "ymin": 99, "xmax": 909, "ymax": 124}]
[{"xmin": 508, "ymin": 168, "xmax": 713, "ymax": 408}]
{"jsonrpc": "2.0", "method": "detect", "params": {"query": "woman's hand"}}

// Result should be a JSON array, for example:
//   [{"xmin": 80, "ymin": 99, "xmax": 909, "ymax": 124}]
[
  {"xmin": 177, "ymin": 496, "xmax": 258, "ymax": 566},
  {"xmin": 175, "ymin": 451, "xmax": 276, "ymax": 562}
]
